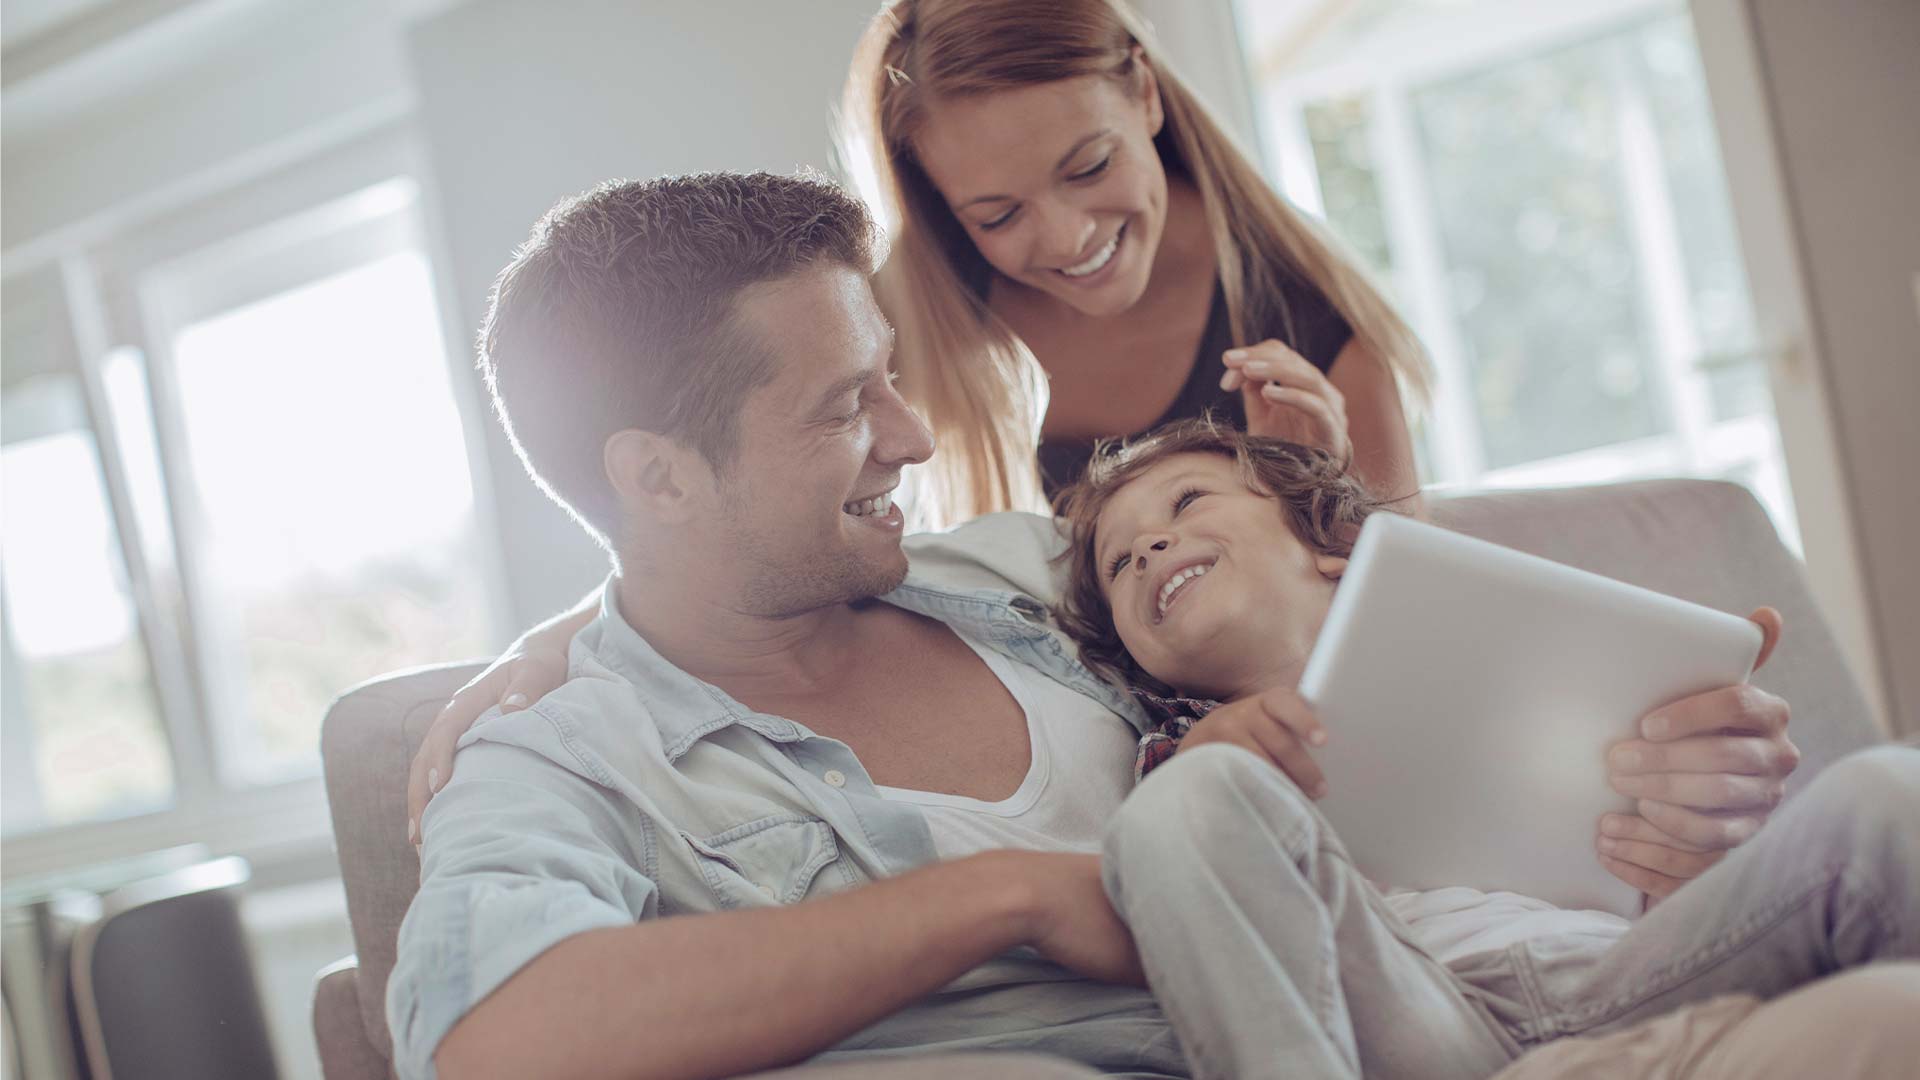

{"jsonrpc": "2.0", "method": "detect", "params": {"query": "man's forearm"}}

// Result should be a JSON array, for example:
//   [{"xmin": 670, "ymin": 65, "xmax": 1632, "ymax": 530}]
[{"xmin": 435, "ymin": 851, "xmax": 1038, "ymax": 1080}]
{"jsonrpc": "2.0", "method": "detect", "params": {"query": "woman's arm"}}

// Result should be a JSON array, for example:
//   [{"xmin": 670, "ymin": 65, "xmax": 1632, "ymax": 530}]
[
  {"xmin": 1222, "ymin": 336, "xmax": 1425, "ymax": 517},
  {"xmin": 1325, "ymin": 338, "xmax": 1425, "ymax": 518},
  {"xmin": 404, "ymin": 589, "xmax": 597, "ymax": 842}
]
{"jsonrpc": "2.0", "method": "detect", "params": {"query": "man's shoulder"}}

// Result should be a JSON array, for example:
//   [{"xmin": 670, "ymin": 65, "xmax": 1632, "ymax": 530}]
[
  {"xmin": 902, "ymin": 510, "xmax": 1067, "ymax": 600},
  {"xmin": 457, "ymin": 657, "xmax": 666, "ymax": 783}
]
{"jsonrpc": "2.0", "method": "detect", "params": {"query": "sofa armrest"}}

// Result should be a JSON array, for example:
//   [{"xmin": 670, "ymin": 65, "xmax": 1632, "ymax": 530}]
[{"xmin": 313, "ymin": 957, "xmax": 391, "ymax": 1080}]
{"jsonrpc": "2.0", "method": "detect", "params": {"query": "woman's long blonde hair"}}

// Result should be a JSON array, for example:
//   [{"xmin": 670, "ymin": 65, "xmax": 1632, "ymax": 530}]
[{"xmin": 838, "ymin": 0, "xmax": 1428, "ymax": 529}]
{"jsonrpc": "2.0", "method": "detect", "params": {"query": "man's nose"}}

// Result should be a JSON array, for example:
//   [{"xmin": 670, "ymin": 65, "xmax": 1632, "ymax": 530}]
[{"xmin": 873, "ymin": 387, "xmax": 935, "ymax": 467}]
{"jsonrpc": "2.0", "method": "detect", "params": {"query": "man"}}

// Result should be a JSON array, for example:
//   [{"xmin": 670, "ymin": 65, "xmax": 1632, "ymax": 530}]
[{"xmin": 390, "ymin": 172, "xmax": 1853, "ymax": 1080}]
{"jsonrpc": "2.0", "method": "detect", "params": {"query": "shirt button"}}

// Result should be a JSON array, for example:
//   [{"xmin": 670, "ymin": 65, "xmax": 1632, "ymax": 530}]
[
  {"xmin": 758, "ymin": 884, "xmax": 778, "ymax": 901},
  {"xmin": 823, "ymin": 769, "xmax": 847, "ymax": 788}
]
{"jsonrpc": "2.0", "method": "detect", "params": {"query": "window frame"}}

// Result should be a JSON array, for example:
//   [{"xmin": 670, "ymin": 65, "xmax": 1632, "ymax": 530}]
[
  {"xmin": 1243, "ymin": 0, "xmax": 1794, "ymax": 525},
  {"xmin": 1, "ymin": 124, "xmax": 510, "ymax": 881}
]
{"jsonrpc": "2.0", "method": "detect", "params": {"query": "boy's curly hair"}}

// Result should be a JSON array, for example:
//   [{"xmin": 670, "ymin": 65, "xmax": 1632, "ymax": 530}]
[{"xmin": 1054, "ymin": 416, "xmax": 1384, "ymax": 697}]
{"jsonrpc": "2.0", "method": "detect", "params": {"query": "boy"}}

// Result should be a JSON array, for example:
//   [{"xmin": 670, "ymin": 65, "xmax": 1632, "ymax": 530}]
[{"xmin": 1054, "ymin": 415, "xmax": 1920, "ymax": 1077}]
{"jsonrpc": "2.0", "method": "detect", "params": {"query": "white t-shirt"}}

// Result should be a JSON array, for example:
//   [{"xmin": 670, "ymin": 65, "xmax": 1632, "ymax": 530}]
[
  {"xmin": 879, "ymin": 633, "xmax": 1631, "ymax": 958},
  {"xmin": 876, "ymin": 632, "xmax": 1137, "ymax": 859},
  {"xmin": 1387, "ymin": 886, "xmax": 1630, "ymax": 965}
]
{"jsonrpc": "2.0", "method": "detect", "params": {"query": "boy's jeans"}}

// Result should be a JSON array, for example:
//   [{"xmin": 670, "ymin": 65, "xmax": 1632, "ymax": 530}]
[{"xmin": 1101, "ymin": 743, "xmax": 1920, "ymax": 1080}]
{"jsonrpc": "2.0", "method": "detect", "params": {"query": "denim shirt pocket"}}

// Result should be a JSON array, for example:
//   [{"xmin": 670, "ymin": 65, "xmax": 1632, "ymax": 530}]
[{"xmin": 682, "ymin": 813, "xmax": 841, "ymax": 909}]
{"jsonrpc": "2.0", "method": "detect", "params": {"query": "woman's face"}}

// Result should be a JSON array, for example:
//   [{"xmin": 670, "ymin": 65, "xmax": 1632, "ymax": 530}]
[
  {"xmin": 912, "ymin": 67, "xmax": 1169, "ymax": 319},
  {"xmin": 1093, "ymin": 452, "xmax": 1347, "ymax": 699}
]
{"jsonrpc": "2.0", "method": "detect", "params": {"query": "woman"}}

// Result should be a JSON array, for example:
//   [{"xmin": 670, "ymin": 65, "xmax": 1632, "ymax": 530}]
[{"xmin": 841, "ymin": 0, "xmax": 1425, "ymax": 522}]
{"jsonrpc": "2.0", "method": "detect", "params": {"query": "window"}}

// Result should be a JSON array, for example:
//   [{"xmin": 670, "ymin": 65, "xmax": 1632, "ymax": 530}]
[
  {"xmin": 1, "ymin": 362, "xmax": 174, "ymax": 834},
  {"xmin": 1, "ymin": 139, "xmax": 505, "ymax": 875},
  {"xmin": 155, "ymin": 242, "xmax": 492, "ymax": 786},
  {"xmin": 1237, "ymin": 0, "xmax": 1799, "ymax": 550}
]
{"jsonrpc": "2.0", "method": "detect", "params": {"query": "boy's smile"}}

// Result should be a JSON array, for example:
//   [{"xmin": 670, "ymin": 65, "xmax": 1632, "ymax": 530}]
[{"xmin": 1095, "ymin": 452, "xmax": 1349, "ymax": 700}]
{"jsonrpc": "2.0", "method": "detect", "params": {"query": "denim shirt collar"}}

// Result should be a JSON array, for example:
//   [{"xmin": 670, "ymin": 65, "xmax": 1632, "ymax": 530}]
[
  {"xmin": 577, "ymin": 582, "xmax": 808, "ymax": 761},
  {"xmin": 575, "ymin": 564, "xmax": 1152, "ymax": 762}
]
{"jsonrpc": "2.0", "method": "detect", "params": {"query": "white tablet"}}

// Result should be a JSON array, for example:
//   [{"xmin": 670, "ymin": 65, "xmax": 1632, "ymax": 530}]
[{"xmin": 1297, "ymin": 513, "xmax": 1762, "ymax": 919}]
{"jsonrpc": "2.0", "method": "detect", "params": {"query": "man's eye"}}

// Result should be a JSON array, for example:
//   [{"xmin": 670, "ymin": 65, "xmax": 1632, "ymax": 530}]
[
  {"xmin": 1172, "ymin": 488, "xmax": 1205, "ymax": 514},
  {"xmin": 1070, "ymin": 156, "xmax": 1112, "ymax": 182}
]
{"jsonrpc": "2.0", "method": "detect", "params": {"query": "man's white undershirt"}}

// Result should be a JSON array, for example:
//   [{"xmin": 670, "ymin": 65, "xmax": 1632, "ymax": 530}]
[{"xmin": 875, "ymin": 632, "xmax": 1136, "ymax": 859}]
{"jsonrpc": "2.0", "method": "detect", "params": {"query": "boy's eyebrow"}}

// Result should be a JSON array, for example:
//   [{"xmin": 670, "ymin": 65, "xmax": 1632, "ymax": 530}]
[{"xmin": 1094, "ymin": 465, "xmax": 1223, "ymax": 569}]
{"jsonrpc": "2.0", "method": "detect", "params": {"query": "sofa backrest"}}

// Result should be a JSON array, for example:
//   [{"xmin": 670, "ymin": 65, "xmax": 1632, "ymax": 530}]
[
  {"xmin": 322, "ymin": 660, "xmax": 481, "ymax": 1064},
  {"xmin": 1431, "ymin": 478, "xmax": 1881, "ymax": 780}
]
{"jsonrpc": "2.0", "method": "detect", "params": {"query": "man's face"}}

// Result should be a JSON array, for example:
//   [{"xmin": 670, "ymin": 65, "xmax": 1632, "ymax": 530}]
[
  {"xmin": 1093, "ymin": 452, "xmax": 1345, "ymax": 698},
  {"xmin": 703, "ymin": 265, "xmax": 935, "ymax": 617}
]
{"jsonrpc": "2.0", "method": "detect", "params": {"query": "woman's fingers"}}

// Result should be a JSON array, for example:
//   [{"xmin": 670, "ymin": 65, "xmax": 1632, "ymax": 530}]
[
  {"xmin": 406, "ymin": 667, "xmax": 507, "ymax": 843},
  {"xmin": 1231, "ymin": 342, "xmax": 1344, "ymax": 406},
  {"xmin": 1259, "ymin": 384, "xmax": 1344, "ymax": 447}
]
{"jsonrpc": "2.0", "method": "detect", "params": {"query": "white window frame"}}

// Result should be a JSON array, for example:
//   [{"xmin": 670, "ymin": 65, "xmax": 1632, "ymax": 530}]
[
  {"xmin": 1244, "ymin": 0, "xmax": 1794, "ymax": 542},
  {"xmin": 1, "ymin": 124, "xmax": 511, "ymax": 881}
]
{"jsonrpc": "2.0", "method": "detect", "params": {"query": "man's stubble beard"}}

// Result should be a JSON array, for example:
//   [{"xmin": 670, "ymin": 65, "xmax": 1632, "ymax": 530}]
[{"xmin": 727, "ymin": 511, "xmax": 909, "ymax": 618}]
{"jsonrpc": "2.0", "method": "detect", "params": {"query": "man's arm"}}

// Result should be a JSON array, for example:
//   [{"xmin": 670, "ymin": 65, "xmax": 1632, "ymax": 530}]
[{"xmin": 436, "ymin": 848, "xmax": 1130, "ymax": 1080}]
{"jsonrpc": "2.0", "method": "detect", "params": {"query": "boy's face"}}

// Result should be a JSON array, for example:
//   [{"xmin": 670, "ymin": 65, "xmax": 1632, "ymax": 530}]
[{"xmin": 1093, "ymin": 452, "xmax": 1348, "ymax": 699}]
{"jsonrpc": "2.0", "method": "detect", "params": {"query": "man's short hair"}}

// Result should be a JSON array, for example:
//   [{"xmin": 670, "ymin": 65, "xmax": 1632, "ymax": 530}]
[{"xmin": 479, "ymin": 171, "xmax": 879, "ymax": 549}]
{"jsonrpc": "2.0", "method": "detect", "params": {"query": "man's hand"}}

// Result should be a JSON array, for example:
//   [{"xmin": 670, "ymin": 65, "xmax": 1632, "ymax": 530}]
[
  {"xmin": 1596, "ymin": 813, "xmax": 1726, "ymax": 903},
  {"xmin": 1010, "ymin": 852, "xmax": 1146, "ymax": 987},
  {"xmin": 1175, "ymin": 686, "xmax": 1330, "ymax": 799},
  {"xmin": 1602, "ymin": 607, "xmax": 1796, "ymax": 901}
]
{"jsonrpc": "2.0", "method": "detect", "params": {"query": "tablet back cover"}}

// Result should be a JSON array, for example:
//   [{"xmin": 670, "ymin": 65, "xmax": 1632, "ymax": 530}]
[{"xmin": 1297, "ymin": 514, "xmax": 1760, "ymax": 918}]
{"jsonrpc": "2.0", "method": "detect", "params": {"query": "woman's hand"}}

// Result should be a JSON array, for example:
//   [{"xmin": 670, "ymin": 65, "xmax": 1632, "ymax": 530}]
[
  {"xmin": 1221, "ymin": 340, "xmax": 1352, "ymax": 466},
  {"xmin": 1601, "ymin": 607, "xmax": 1795, "ymax": 902},
  {"xmin": 1176, "ymin": 686, "xmax": 1330, "ymax": 799},
  {"xmin": 405, "ymin": 600, "xmax": 589, "ymax": 847}
]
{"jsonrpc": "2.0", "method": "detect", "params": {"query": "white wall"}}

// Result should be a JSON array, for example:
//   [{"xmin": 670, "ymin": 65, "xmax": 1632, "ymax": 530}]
[
  {"xmin": 1695, "ymin": 0, "xmax": 1918, "ymax": 734},
  {"xmin": 1744, "ymin": 0, "xmax": 1920, "ymax": 734},
  {"xmin": 404, "ymin": 0, "xmax": 894, "ymax": 625}
]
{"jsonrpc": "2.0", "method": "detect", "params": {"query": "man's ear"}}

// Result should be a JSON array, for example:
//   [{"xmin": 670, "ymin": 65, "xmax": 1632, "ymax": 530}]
[
  {"xmin": 604, "ymin": 429, "xmax": 712, "ymax": 525},
  {"xmin": 1133, "ymin": 46, "xmax": 1165, "ymax": 137},
  {"xmin": 1315, "ymin": 553, "xmax": 1349, "ymax": 581}
]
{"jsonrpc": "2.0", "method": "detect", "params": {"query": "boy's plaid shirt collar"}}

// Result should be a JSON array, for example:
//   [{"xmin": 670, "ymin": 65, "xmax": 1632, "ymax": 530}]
[{"xmin": 1128, "ymin": 687, "xmax": 1222, "ymax": 781}]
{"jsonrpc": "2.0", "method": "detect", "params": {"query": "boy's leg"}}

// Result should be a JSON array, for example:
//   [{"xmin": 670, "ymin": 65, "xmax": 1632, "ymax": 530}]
[
  {"xmin": 1101, "ymin": 744, "xmax": 1520, "ymax": 1080},
  {"xmin": 1477, "ymin": 745, "xmax": 1920, "ymax": 1042}
]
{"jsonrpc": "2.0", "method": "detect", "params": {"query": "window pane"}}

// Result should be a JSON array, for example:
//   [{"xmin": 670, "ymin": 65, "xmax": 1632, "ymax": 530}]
[
  {"xmin": 1635, "ymin": 15, "xmax": 1770, "ymax": 423},
  {"xmin": 168, "ymin": 250, "xmax": 492, "ymax": 785},
  {"xmin": 2, "ymin": 376, "xmax": 174, "ymax": 834},
  {"xmin": 1303, "ymin": 96, "xmax": 1395, "ymax": 277},
  {"xmin": 1412, "ymin": 37, "xmax": 1665, "ymax": 469}
]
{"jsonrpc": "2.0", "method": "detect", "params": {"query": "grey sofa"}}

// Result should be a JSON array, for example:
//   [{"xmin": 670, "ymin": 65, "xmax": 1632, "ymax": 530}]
[{"xmin": 314, "ymin": 479, "xmax": 1884, "ymax": 1079}]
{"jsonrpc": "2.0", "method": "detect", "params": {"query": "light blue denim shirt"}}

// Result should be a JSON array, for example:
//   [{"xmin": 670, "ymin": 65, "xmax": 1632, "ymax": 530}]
[{"xmin": 387, "ymin": 512, "xmax": 1189, "ymax": 1079}]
